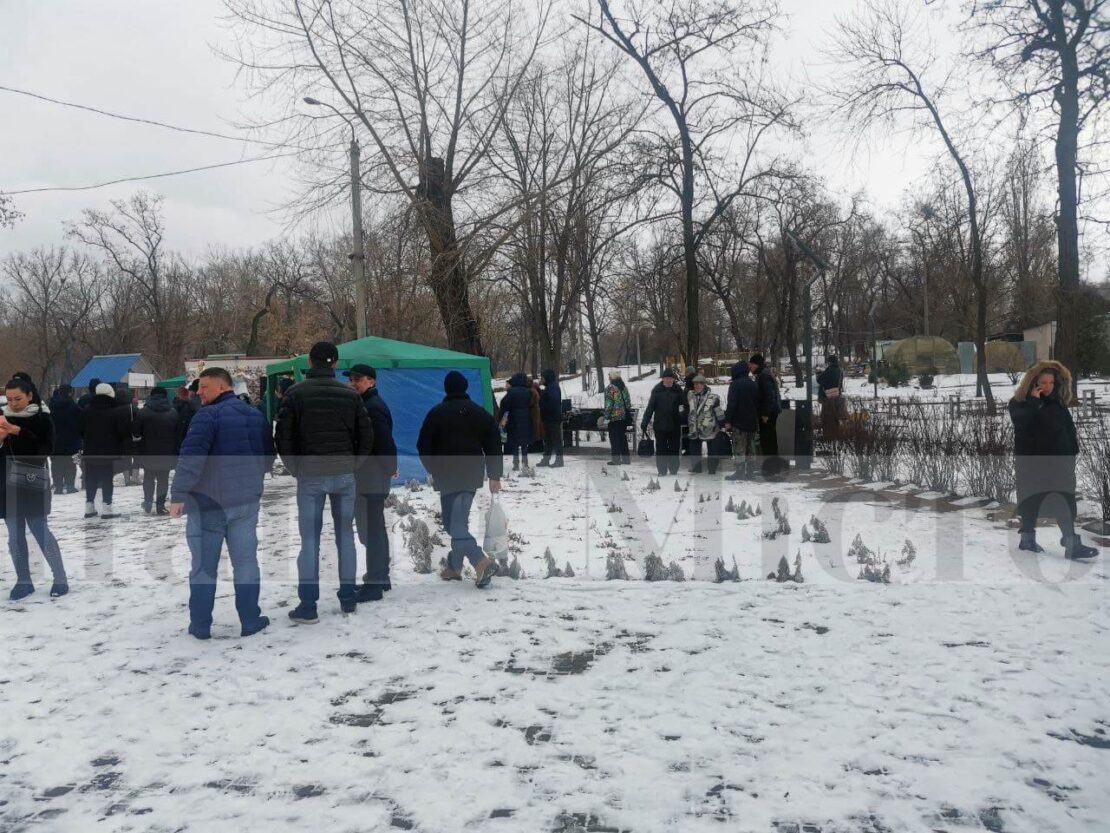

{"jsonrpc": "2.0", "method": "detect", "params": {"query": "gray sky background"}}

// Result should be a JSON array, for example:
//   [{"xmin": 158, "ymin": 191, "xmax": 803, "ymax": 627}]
[{"xmin": 0, "ymin": 0, "xmax": 941, "ymax": 261}]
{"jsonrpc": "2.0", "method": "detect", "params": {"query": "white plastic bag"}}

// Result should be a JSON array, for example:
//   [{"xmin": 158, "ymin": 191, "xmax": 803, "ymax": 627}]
[{"xmin": 483, "ymin": 497, "xmax": 509, "ymax": 562}]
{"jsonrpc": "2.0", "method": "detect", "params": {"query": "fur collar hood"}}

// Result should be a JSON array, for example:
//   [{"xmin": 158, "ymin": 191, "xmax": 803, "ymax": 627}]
[{"xmin": 1013, "ymin": 360, "xmax": 1074, "ymax": 407}]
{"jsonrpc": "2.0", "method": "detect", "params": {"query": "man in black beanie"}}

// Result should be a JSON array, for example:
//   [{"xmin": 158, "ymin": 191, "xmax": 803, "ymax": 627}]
[
  {"xmin": 417, "ymin": 370, "xmax": 503, "ymax": 589},
  {"xmin": 748, "ymin": 353, "xmax": 782, "ymax": 461}
]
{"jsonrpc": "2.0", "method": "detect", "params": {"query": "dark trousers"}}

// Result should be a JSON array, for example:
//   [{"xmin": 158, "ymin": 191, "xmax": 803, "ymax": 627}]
[
  {"xmin": 541, "ymin": 420, "xmax": 564, "ymax": 462},
  {"xmin": 508, "ymin": 443, "xmax": 530, "ymax": 468},
  {"xmin": 84, "ymin": 461, "xmax": 115, "ymax": 505},
  {"xmin": 688, "ymin": 438, "xmax": 722, "ymax": 475},
  {"xmin": 51, "ymin": 456, "xmax": 77, "ymax": 492},
  {"xmin": 143, "ymin": 469, "xmax": 170, "ymax": 508},
  {"xmin": 356, "ymin": 494, "xmax": 390, "ymax": 586},
  {"xmin": 655, "ymin": 430, "xmax": 681, "ymax": 475},
  {"xmin": 608, "ymin": 420, "xmax": 630, "ymax": 463},
  {"xmin": 758, "ymin": 413, "xmax": 780, "ymax": 458},
  {"xmin": 1018, "ymin": 492, "xmax": 1077, "ymax": 538}
]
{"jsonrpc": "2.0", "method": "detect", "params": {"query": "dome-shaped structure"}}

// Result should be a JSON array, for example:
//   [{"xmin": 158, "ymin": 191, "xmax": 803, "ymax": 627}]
[{"xmin": 884, "ymin": 336, "xmax": 960, "ymax": 374}]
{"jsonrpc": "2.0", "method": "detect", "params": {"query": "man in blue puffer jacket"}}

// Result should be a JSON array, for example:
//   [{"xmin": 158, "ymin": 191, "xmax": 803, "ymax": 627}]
[{"xmin": 169, "ymin": 367, "xmax": 275, "ymax": 641}]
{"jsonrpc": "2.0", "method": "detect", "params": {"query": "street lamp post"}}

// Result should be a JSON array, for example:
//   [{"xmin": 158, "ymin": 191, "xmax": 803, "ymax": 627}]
[{"xmin": 304, "ymin": 96, "xmax": 367, "ymax": 340}]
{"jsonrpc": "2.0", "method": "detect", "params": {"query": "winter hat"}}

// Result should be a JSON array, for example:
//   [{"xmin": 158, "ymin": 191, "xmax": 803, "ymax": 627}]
[
  {"xmin": 149, "ymin": 387, "xmax": 168, "ymax": 398},
  {"xmin": 749, "ymin": 353, "xmax": 765, "ymax": 367},
  {"xmin": 826, "ymin": 354, "xmax": 839, "ymax": 366},
  {"xmin": 95, "ymin": 383, "xmax": 116, "ymax": 398},
  {"xmin": 609, "ymin": 370, "xmax": 622, "ymax": 380},
  {"xmin": 692, "ymin": 374, "xmax": 707, "ymax": 385},
  {"xmin": 685, "ymin": 366, "xmax": 695, "ymax": 375},
  {"xmin": 342, "ymin": 363, "xmax": 376, "ymax": 379},
  {"xmin": 444, "ymin": 370, "xmax": 469, "ymax": 395},
  {"xmin": 309, "ymin": 341, "xmax": 340, "ymax": 366},
  {"xmin": 662, "ymin": 368, "xmax": 677, "ymax": 380}
]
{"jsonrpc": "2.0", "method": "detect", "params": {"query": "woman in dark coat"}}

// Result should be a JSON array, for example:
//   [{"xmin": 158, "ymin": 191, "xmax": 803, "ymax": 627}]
[
  {"xmin": 48, "ymin": 385, "xmax": 82, "ymax": 494},
  {"xmin": 1008, "ymin": 360, "xmax": 1098, "ymax": 560},
  {"xmin": 0, "ymin": 378, "xmax": 68, "ymax": 600},
  {"xmin": 498, "ymin": 372, "xmax": 537, "ymax": 470},
  {"xmin": 816, "ymin": 355, "xmax": 846, "ymax": 440},
  {"xmin": 137, "ymin": 388, "xmax": 181, "ymax": 514}
]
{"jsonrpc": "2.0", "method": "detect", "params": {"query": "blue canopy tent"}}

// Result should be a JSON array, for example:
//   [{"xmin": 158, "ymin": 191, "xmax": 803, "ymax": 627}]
[
  {"xmin": 265, "ymin": 337, "xmax": 495, "ymax": 484},
  {"xmin": 71, "ymin": 354, "xmax": 158, "ymax": 395}
]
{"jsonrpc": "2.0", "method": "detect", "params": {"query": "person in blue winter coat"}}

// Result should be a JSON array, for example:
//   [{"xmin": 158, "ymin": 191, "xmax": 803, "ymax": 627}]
[
  {"xmin": 538, "ymin": 369, "xmax": 564, "ymax": 468},
  {"xmin": 498, "ymin": 372, "xmax": 537, "ymax": 471},
  {"xmin": 169, "ymin": 367, "xmax": 275, "ymax": 641}
]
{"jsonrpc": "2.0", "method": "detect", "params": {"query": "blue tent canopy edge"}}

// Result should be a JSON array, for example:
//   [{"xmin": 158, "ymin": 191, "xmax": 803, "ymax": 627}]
[{"xmin": 71, "ymin": 354, "xmax": 142, "ymax": 389}]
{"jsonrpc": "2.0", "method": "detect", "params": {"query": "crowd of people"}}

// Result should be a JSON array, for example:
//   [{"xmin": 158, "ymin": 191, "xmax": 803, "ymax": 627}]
[
  {"xmin": 634, "ymin": 353, "xmax": 785, "ymax": 479},
  {"xmin": 0, "ymin": 345, "xmax": 1099, "ymax": 635}
]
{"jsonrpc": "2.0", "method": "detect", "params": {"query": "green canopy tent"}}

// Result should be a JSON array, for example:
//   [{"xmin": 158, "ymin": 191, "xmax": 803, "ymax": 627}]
[
  {"xmin": 156, "ymin": 374, "xmax": 186, "ymax": 391},
  {"xmin": 265, "ymin": 336, "xmax": 495, "ymax": 484}
]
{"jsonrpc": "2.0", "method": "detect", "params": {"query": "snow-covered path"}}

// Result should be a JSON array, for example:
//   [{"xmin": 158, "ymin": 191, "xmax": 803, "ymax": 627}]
[{"xmin": 2, "ymin": 458, "xmax": 1107, "ymax": 833}]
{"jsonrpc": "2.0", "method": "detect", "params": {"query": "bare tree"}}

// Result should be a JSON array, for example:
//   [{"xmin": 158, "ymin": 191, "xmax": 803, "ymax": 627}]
[
  {"xmin": 577, "ymin": 0, "xmax": 794, "ymax": 367},
  {"xmin": 225, "ymin": 0, "xmax": 552, "ymax": 355},
  {"xmin": 826, "ymin": 0, "xmax": 997, "ymax": 412},
  {"xmin": 66, "ymin": 192, "xmax": 193, "ymax": 374},
  {"xmin": 494, "ymin": 43, "xmax": 644, "ymax": 372},
  {"xmin": 2, "ymin": 247, "xmax": 99, "ymax": 387},
  {"xmin": 0, "ymin": 194, "xmax": 23, "ymax": 229},
  {"xmin": 967, "ymin": 0, "xmax": 1110, "ymax": 386}
]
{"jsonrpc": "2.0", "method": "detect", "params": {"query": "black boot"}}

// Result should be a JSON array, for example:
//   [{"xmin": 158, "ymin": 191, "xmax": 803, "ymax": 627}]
[
  {"xmin": 1063, "ymin": 534, "xmax": 1099, "ymax": 560},
  {"xmin": 1018, "ymin": 531, "xmax": 1044, "ymax": 553},
  {"xmin": 552, "ymin": 458, "xmax": 564, "ymax": 468}
]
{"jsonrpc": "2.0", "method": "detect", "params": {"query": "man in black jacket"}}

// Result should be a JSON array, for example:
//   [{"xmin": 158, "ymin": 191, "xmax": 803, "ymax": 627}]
[
  {"xmin": 640, "ymin": 369, "xmax": 686, "ymax": 476},
  {"xmin": 749, "ymin": 353, "xmax": 782, "ymax": 459},
  {"xmin": 723, "ymin": 362, "xmax": 758, "ymax": 480},
  {"xmin": 276, "ymin": 342, "xmax": 374, "ymax": 622},
  {"xmin": 417, "ymin": 371, "xmax": 503, "ymax": 589},
  {"xmin": 77, "ymin": 378, "xmax": 100, "ymax": 410},
  {"xmin": 48, "ymin": 385, "xmax": 82, "ymax": 494},
  {"xmin": 78, "ymin": 383, "xmax": 130, "ymax": 519},
  {"xmin": 344, "ymin": 364, "xmax": 398, "ymax": 603},
  {"xmin": 537, "ymin": 368, "xmax": 564, "ymax": 468},
  {"xmin": 137, "ymin": 387, "xmax": 181, "ymax": 515}
]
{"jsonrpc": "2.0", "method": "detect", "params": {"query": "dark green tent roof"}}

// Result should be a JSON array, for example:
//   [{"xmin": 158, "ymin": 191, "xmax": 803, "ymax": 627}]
[
  {"xmin": 156, "ymin": 374, "xmax": 186, "ymax": 389},
  {"xmin": 265, "ymin": 336, "xmax": 489, "ymax": 376}
]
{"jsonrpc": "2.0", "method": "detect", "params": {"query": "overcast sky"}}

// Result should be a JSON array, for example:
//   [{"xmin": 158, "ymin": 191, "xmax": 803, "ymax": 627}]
[{"xmin": 0, "ymin": 0, "xmax": 939, "ymax": 261}]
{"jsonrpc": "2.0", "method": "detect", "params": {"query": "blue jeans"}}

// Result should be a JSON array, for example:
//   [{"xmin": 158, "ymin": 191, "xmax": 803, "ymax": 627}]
[
  {"xmin": 296, "ymin": 474, "xmax": 357, "ymax": 605},
  {"xmin": 186, "ymin": 500, "xmax": 263, "ymax": 629},
  {"xmin": 440, "ymin": 491, "xmax": 485, "ymax": 571},
  {"xmin": 6, "ymin": 516, "xmax": 67, "ymax": 585}
]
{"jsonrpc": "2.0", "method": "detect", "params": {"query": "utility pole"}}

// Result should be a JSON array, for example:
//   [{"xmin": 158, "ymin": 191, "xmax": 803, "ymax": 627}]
[
  {"xmin": 349, "ymin": 136, "xmax": 367, "ymax": 340},
  {"xmin": 870, "ymin": 304, "xmax": 879, "ymax": 400},
  {"xmin": 303, "ymin": 96, "xmax": 368, "ymax": 340},
  {"xmin": 784, "ymin": 229, "xmax": 829, "ymax": 472}
]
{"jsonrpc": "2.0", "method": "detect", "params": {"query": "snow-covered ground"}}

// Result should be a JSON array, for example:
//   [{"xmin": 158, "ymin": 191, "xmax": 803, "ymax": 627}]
[{"xmin": 2, "ymin": 457, "xmax": 1107, "ymax": 833}]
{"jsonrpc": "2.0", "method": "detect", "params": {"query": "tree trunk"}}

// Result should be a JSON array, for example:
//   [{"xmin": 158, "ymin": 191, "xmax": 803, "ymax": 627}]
[
  {"xmin": 1053, "ymin": 46, "xmax": 1082, "ymax": 390},
  {"xmin": 680, "ymin": 132, "xmax": 700, "ymax": 370},
  {"xmin": 418, "ymin": 157, "xmax": 485, "ymax": 356}
]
